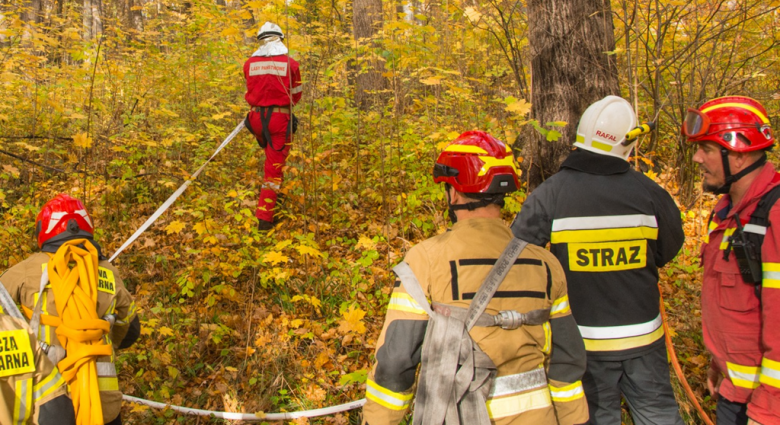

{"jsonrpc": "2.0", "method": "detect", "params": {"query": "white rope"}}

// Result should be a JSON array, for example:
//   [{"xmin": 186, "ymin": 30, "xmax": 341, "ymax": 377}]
[
  {"xmin": 108, "ymin": 121, "xmax": 245, "ymax": 262},
  {"xmin": 123, "ymin": 395, "xmax": 366, "ymax": 421}
]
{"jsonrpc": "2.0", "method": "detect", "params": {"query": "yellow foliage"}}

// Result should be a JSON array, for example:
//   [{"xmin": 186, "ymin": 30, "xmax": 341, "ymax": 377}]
[
  {"xmin": 263, "ymin": 251, "xmax": 289, "ymax": 265},
  {"xmin": 165, "ymin": 221, "xmax": 186, "ymax": 234},
  {"xmin": 73, "ymin": 132, "xmax": 92, "ymax": 148},
  {"xmin": 338, "ymin": 306, "xmax": 367, "ymax": 335}
]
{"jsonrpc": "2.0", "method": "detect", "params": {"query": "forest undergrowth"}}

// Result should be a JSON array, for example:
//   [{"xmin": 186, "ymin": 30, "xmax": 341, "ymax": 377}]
[{"xmin": 3, "ymin": 0, "xmax": 777, "ymax": 423}]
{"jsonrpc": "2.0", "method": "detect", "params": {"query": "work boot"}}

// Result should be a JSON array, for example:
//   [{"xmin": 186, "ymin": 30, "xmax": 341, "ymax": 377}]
[{"xmin": 257, "ymin": 219, "xmax": 274, "ymax": 231}]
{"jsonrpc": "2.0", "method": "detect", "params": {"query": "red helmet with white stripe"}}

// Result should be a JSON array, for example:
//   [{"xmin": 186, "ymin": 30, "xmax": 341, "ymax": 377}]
[{"xmin": 35, "ymin": 194, "xmax": 94, "ymax": 248}]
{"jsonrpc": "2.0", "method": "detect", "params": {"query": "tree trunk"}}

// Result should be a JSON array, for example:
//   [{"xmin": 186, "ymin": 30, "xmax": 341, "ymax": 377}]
[
  {"xmin": 522, "ymin": 0, "xmax": 620, "ymax": 190},
  {"xmin": 352, "ymin": 0, "xmax": 386, "ymax": 110}
]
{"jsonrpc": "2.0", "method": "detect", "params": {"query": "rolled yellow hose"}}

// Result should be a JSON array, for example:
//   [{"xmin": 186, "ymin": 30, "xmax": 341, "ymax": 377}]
[{"xmin": 46, "ymin": 239, "xmax": 113, "ymax": 425}]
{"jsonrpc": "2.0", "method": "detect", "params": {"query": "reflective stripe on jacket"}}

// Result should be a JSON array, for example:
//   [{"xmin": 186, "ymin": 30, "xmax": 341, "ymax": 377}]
[
  {"xmin": 512, "ymin": 149, "xmax": 684, "ymax": 361},
  {"xmin": 0, "ymin": 315, "xmax": 69, "ymax": 424},
  {"xmin": 701, "ymin": 162, "xmax": 780, "ymax": 424},
  {"xmin": 0, "ymin": 252, "xmax": 137, "ymax": 423},
  {"xmin": 362, "ymin": 218, "xmax": 588, "ymax": 425}
]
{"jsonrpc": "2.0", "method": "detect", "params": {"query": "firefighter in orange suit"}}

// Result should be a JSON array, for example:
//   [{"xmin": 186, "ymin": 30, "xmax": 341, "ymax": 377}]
[
  {"xmin": 362, "ymin": 131, "xmax": 589, "ymax": 425},
  {"xmin": 243, "ymin": 21, "xmax": 303, "ymax": 231},
  {"xmin": 0, "ymin": 313, "xmax": 75, "ymax": 424},
  {"xmin": 0, "ymin": 194, "xmax": 140, "ymax": 425},
  {"xmin": 687, "ymin": 96, "xmax": 780, "ymax": 425}
]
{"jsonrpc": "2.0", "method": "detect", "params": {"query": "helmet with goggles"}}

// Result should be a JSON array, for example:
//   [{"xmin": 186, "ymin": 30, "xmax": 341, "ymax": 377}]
[
  {"xmin": 684, "ymin": 96, "xmax": 774, "ymax": 152},
  {"xmin": 433, "ymin": 131, "xmax": 519, "ymax": 194},
  {"xmin": 35, "ymin": 194, "xmax": 94, "ymax": 248}
]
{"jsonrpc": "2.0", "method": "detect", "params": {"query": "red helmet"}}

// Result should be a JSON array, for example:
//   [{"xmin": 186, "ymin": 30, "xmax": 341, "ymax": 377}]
[
  {"xmin": 684, "ymin": 96, "xmax": 774, "ymax": 152},
  {"xmin": 433, "ymin": 131, "xmax": 519, "ymax": 194},
  {"xmin": 35, "ymin": 194, "xmax": 94, "ymax": 248}
]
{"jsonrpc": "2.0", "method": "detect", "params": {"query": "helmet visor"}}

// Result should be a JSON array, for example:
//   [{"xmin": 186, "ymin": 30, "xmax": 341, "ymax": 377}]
[
  {"xmin": 433, "ymin": 163, "xmax": 459, "ymax": 179},
  {"xmin": 683, "ymin": 108, "xmax": 710, "ymax": 138}
]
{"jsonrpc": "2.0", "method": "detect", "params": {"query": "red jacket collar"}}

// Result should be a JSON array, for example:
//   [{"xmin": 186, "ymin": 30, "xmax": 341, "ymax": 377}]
[{"xmin": 715, "ymin": 162, "xmax": 780, "ymax": 218}]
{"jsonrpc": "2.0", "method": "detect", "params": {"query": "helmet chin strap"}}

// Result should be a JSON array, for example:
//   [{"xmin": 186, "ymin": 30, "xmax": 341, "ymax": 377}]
[
  {"xmin": 445, "ymin": 184, "xmax": 504, "ymax": 224},
  {"xmin": 715, "ymin": 149, "xmax": 767, "ymax": 195}
]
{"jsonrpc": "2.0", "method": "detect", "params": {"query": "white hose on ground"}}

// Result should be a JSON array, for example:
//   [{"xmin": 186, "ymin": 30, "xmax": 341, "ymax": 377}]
[
  {"xmin": 109, "ymin": 121, "xmax": 245, "ymax": 262},
  {"xmin": 123, "ymin": 394, "xmax": 366, "ymax": 421}
]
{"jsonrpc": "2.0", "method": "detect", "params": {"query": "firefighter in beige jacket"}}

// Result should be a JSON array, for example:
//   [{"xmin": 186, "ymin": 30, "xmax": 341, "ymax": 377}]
[
  {"xmin": 0, "ymin": 314, "xmax": 75, "ymax": 424},
  {"xmin": 0, "ymin": 194, "xmax": 139, "ymax": 425},
  {"xmin": 362, "ymin": 131, "xmax": 588, "ymax": 425}
]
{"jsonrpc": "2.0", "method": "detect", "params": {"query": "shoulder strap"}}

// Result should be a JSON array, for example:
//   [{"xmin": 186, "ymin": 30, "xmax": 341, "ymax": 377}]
[
  {"xmin": 392, "ymin": 262, "xmax": 434, "ymax": 316},
  {"xmin": 465, "ymin": 237, "xmax": 528, "ymax": 330},
  {"xmin": 745, "ymin": 185, "xmax": 780, "ymax": 261},
  {"xmin": 392, "ymin": 237, "xmax": 529, "ymax": 327},
  {"xmin": 0, "ymin": 281, "xmax": 25, "ymax": 320}
]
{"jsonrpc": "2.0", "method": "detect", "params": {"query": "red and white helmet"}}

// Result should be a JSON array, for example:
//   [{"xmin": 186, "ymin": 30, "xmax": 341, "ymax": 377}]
[
  {"xmin": 35, "ymin": 194, "xmax": 94, "ymax": 248},
  {"xmin": 684, "ymin": 96, "xmax": 774, "ymax": 152},
  {"xmin": 433, "ymin": 131, "xmax": 519, "ymax": 194}
]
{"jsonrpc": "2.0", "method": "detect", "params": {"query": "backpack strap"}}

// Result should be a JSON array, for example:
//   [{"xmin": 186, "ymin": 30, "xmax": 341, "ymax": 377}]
[
  {"xmin": 745, "ymin": 184, "xmax": 780, "ymax": 264},
  {"xmin": 391, "ymin": 237, "xmax": 530, "ymax": 425}
]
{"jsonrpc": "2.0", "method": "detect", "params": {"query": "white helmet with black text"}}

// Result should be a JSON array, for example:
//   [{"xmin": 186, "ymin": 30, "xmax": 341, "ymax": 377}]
[
  {"xmin": 574, "ymin": 95, "xmax": 637, "ymax": 160},
  {"xmin": 257, "ymin": 22, "xmax": 284, "ymax": 40}
]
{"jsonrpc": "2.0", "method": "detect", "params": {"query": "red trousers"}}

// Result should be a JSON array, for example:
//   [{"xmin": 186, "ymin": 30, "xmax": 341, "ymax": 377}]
[{"xmin": 247, "ymin": 111, "xmax": 291, "ymax": 222}]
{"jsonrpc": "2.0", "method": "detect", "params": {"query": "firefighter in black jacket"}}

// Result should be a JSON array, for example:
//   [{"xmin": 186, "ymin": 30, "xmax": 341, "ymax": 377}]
[{"xmin": 511, "ymin": 96, "xmax": 685, "ymax": 425}]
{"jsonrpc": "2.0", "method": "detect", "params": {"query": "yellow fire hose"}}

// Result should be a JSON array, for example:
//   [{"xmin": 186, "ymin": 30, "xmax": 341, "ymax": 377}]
[{"xmin": 42, "ymin": 239, "xmax": 113, "ymax": 425}]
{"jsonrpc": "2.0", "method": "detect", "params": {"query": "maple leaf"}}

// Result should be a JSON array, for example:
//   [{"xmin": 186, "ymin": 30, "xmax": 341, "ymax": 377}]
[
  {"xmin": 193, "ymin": 222, "xmax": 207, "ymax": 235},
  {"xmin": 644, "ymin": 170, "xmax": 659, "ymax": 181},
  {"xmin": 263, "ymin": 251, "xmax": 289, "ymax": 265},
  {"xmin": 297, "ymin": 245, "xmax": 323, "ymax": 257},
  {"xmin": 506, "ymin": 99, "xmax": 532, "ymax": 116},
  {"xmin": 338, "ymin": 306, "xmax": 367, "ymax": 335},
  {"xmin": 165, "ymin": 220, "xmax": 185, "ymax": 234},
  {"xmin": 355, "ymin": 236, "xmax": 376, "ymax": 251},
  {"xmin": 73, "ymin": 132, "xmax": 92, "ymax": 148},
  {"xmin": 159, "ymin": 326, "xmax": 174, "ymax": 337}
]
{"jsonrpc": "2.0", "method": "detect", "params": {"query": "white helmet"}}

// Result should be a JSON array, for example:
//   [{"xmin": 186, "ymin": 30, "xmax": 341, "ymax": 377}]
[
  {"xmin": 257, "ymin": 22, "xmax": 284, "ymax": 40},
  {"xmin": 574, "ymin": 95, "xmax": 637, "ymax": 160}
]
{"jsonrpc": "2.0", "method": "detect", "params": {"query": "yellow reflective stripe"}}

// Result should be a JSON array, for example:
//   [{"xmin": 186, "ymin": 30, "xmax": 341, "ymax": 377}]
[
  {"xmin": 14, "ymin": 378, "xmax": 31, "ymax": 425},
  {"xmin": 763, "ymin": 263, "xmax": 780, "ymax": 289},
  {"xmin": 33, "ymin": 368, "xmax": 65, "ymax": 403},
  {"xmin": 550, "ymin": 295, "xmax": 570, "ymax": 317},
  {"xmin": 387, "ymin": 293, "xmax": 428, "ymax": 316},
  {"xmin": 549, "ymin": 381, "xmax": 585, "ymax": 402},
  {"xmin": 125, "ymin": 301, "xmax": 138, "ymax": 322},
  {"xmin": 551, "ymin": 227, "xmax": 658, "ymax": 244},
  {"xmin": 719, "ymin": 228, "xmax": 736, "ymax": 250},
  {"xmin": 760, "ymin": 358, "xmax": 780, "ymax": 389},
  {"xmin": 444, "ymin": 145, "xmax": 488, "ymax": 154},
  {"xmin": 726, "ymin": 362, "xmax": 761, "ymax": 389},
  {"xmin": 591, "ymin": 141, "xmax": 614, "ymax": 152},
  {"xmin": 366, "ymin": 378, "xmax": 413, "ymax": 410},
  {"xmin": 542, "ymin": 322, "xmax": 551, "ymax": 354},
  {"xmin": 486, "ymin": 387, "xmax": 552, "ymax": 419},
  {"xmin": 583, "ymin": 326, "xmax": 664, "ymax": 352},
  {"xmin": 708, "ymin": 220, "xmax": 718, "ymax": 234},
  {"xmin": 477, "ymin": 155, "xmax": 519, "ymax": 177},
  {"xmin": 98, "ymin": 376, "xmax": 119, "ymax": 392},
  {"xmin": 702, "ymin": 102, "xmax": 770, "ymax": 124}
]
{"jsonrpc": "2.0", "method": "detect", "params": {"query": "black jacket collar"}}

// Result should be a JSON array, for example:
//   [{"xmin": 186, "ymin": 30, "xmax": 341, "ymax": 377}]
[{"xmin": 560, "ymin": 148, "xmax": 630, "ymax": 175}]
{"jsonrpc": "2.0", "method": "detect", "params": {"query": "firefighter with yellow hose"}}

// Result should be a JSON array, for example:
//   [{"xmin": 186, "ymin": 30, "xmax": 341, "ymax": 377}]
[{"xmin": 0, "ymin": 194, "xmax": 140, "ymax": 425}]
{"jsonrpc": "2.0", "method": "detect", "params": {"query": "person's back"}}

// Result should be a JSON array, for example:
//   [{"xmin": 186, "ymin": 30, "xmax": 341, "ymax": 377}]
[
  {"xmin": 0, "ymin": 194, "xmax": 139, "ymax": 425},
  {"xmin": 512, "ymin": 96, "xmax": 684, "ymax": 425},
  {"xmin": 0, "ymin": 314, "xmax": 74, "ymax": 425},
  {"xmin": 362, "ymin": 131, "xmax": 588, "ymax": 425}
]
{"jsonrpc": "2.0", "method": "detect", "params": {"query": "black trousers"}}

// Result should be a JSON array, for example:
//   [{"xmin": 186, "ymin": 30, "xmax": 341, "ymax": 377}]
[
  {"xmin": 716, "ymin": 397, "xmax": 748, "ymax": 425},
  {"xmin": 582, "ymin": 341, "xmax": 684, "ymax": 425}
]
